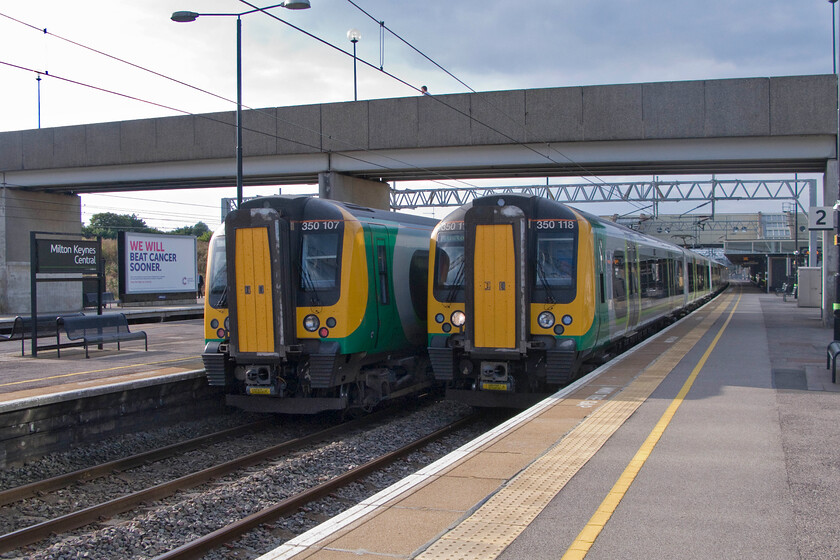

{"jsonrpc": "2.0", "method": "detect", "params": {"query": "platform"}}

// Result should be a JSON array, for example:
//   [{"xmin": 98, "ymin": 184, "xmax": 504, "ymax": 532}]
[
  {"xmin": 262, "ymin": 283, "xmax": 840, "ymax": 560},
  {"xmin": 0, "ymin": 307, "xmax": 205, "ymax": 408}
]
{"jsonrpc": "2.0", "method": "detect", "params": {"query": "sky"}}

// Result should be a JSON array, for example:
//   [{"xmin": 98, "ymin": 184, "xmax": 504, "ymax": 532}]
[{"xmin": 0, "ymin": 0, "xmax": 836, "ymax": 230}]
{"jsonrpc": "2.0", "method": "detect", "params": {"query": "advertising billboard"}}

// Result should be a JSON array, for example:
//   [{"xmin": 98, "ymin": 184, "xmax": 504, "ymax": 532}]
[{"xmin": 120, "ymin": 232, "xmax": 197, "ymax": 295}]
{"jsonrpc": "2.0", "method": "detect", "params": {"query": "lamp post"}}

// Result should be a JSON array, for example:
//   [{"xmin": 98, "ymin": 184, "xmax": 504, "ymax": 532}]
[
  {"xmin": 347, "ymin": 28, "xmax": 361, "ymax": 101},
  {"xmin": 172, "ymin": 1, "xmax": 311, "ymax": 207}
]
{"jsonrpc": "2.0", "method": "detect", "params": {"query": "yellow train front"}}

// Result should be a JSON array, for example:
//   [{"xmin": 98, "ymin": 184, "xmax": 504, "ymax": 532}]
[
  {"xmin": 203, "ymin": 195, "xmax": 437, "ymax": 414},
  {"xmin": 427, "ymin": 194, "xmax": 727, "ymax": 408}
]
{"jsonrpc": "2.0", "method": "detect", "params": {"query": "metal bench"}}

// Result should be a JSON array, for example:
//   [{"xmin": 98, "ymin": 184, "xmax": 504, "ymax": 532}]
[
  {"xmin": 58, "ymin": 313, "xmax": 147, "ymax": 358},
  {"xmin": 84, "ymin": 292, "xmax": 117, "ymax": 308},
  {"xmin": 0, "ymin": 313, "xmax": 83, "ymax": 356},
  {"xmin": 827, "ymin": 341, "xmax": 840, "ymax": 384}
]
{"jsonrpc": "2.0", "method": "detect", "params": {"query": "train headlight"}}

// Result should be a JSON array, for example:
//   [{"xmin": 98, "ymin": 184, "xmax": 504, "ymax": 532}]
[
  {"xmin": 210, "ymin": 318, "xmax": 219, "ymax": 329},
  {"xmin": 562, "ymin": 314, "xmax": 573, "ymax": 326},
  {"xmin": 538, "ymin": 311, "xmax": 555, "ymax": 329},
  {"xmin": 451, "ymin": 310, "xmax": 466, "ymax": 327},
  {"xmin": 435, "ymin": 313, "xmax": 445, "ymax": 324},
  {"xmin": 303, "ymin": 314, "xmax": 320, "ymax": 332}
]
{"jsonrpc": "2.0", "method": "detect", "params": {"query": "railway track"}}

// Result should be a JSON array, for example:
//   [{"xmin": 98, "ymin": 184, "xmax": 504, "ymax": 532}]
[
  {"xmin": 0, "ymin": 400, "xmax": 482, "ymax": 559},
  {"xmin": 155, "ymin": 413, "xmax": 480, "ymax": 560}
]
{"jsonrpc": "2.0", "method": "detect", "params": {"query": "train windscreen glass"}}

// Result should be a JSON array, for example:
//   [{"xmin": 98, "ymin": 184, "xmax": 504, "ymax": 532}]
[
  {"xmin": 433, "ymin": 231, "xmax": 465, "ymax": 301},
  {"xmin": 300, "ymin": 233, "xmax": 340, "ymax": 290},
  {"xmin": 534, "ymin": 231, "xmax": 577, "ymax": 303},
  {"xmin": 207, "ymin": 234, "xmax": 227, "ymax": 309}
]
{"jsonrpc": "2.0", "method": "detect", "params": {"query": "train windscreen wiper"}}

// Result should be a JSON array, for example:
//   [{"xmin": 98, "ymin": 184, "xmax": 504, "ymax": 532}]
[{"xmin": 536, "ymin": 258, "xmax": 557, "ymax": 304}]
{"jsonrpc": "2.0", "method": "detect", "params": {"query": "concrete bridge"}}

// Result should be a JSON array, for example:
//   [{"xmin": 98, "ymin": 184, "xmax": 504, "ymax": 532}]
[{"xmin": 0, "ymin": 74, "xmax": 837, "ymax": 316}]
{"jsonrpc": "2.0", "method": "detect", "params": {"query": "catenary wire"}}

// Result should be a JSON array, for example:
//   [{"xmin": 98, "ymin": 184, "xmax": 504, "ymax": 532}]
[{"xmin": 2, "ymin": 7, "xmax": 644, "ymax": 215}]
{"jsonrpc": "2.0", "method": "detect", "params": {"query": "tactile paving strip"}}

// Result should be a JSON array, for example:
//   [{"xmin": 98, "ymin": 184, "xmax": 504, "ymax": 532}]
[{"xmin": 416, "ymin": 293, "xmax": 734, "ymax": 560}]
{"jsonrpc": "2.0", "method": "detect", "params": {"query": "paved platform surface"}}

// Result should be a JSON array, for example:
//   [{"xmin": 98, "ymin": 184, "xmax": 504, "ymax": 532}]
[
  {"xmin": 0, "ymin": 306, "xmax": 204, "ymax": 407},
  {"xmin": 262, "ymin": 284, "xmax": 840, "ymax": 560}
]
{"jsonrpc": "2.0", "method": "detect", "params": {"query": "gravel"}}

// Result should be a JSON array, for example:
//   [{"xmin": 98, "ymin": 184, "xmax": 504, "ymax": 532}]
[{"xmin": 0, "ymin": 400, "xmax": 490, "ymax": 560}]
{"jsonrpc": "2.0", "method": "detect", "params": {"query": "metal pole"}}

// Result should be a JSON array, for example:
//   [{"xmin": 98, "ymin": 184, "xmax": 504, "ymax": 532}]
[
  {"xmin": 236, "ymin": 16, "xmax": 243, "ymax": 207},
  {"xmin": 36, "ymin": 74, "xmax": 41, "ymax": 129},
  {"xmin": 834, "ymin": 0, "xmax": 840, "ymax": 338},
  {"xmin": 352, "ymin": 38, "xmax": 358, "ymax": 101},
  {"xmin": 834, "ymin": 1, "xmax": 838, "ymax": 74}
]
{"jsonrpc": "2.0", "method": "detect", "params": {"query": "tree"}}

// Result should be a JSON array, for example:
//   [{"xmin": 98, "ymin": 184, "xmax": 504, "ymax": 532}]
[
  {"xmin": 170, "ymin": 221, "xmax": 211, "ymax": 238},
  {"xmin": 83, "ymin": 213, "xmax": 160, "ymax": 239}
]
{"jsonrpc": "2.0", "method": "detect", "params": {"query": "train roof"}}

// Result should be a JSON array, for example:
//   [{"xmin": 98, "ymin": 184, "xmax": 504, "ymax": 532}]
[{"xmin": 237, "ymin": 195, "xmax": 438, "ymax": 227}]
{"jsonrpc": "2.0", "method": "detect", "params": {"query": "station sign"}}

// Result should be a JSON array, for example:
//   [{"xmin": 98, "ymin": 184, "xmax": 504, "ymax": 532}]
[
  {"xmin": 808, "ymin": 207, "xmax": 835, "ymax": 231},
  {"xmin": 35, "ymin": 238, "xmax": 100, "ymax": 274}
]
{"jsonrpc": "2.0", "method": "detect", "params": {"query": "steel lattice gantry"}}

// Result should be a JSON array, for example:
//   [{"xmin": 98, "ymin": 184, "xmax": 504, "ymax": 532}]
[{"xmin": 389, "ymin": 178, "xmax": 814, "ymax": 213}]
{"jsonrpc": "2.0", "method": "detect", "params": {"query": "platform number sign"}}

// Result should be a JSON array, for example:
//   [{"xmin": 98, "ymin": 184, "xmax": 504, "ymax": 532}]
[{"xmin": 809, "ymin": 207, "xmax": 835, "ymax": 231}]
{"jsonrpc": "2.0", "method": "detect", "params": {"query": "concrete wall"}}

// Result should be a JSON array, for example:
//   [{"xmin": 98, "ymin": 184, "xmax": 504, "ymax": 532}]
[
  {"xmin": 0, "ymin": 189, "xmax": 82, "ymax": 314},
  {"xmin": 318, "ymin": 172, "xmax": 390, "ymax": 210}
]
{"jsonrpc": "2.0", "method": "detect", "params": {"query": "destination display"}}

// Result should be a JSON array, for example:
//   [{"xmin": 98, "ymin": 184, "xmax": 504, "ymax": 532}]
[{"xmin": 121, "ymin": 232, "xmax": 197, "ymax": 294}]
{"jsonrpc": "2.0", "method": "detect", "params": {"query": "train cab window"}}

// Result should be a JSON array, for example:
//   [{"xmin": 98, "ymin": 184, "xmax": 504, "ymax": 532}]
[
  {"xmin": 533, "ymin": 234, "xmax": 576, "ymax": 303},
  {"xmin": 433, "ymin": 231, "xmax": 465, "ymax": 302},
  {"xmin": 207, "ymin": 233, "xmax": 228, "ymax": 309},
  {"xmin": 299, "ymin": 232, "xmax": 342, "ymax": 306}
]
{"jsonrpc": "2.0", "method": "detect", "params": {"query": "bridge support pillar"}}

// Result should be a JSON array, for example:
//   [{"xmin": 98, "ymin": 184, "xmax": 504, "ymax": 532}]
[
  {"xmin": 318, "ymin": 172, "xmax": 390, "ymax": 211},
  {"xmin": 825, "ymin": 160, "xmax": 839, "ymax": 328},
  {"xmin": 0, "ymin": 188, "xmax": 82, "ymax": 314}
]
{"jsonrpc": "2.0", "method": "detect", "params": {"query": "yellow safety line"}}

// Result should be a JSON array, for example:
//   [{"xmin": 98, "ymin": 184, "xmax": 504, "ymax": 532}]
[
  {"xmin": 561, "ymin": 291, "xmax": 742, "ymax": 560},
  {"xmin": 415, "ymin": 290, "xmax": 736, "ymax": 560},
  {"xmin": 0, "ymin": 356, "xmax": 202, "ymax": 388}
]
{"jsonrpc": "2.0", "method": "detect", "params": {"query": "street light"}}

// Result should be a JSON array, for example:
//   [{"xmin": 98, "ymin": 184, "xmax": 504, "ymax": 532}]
[
  {"xmin": 171, "ymin": 1, "xmax": 311, "ymax": 207},
  {"xmin": 347, "ymin": 28, "xmax": 361, "ymax": 101}
]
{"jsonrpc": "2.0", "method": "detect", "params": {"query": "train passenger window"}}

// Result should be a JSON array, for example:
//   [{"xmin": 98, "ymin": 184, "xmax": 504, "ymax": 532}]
[
  {"xmin": 433, "ymin": 232, "xmax": 465, "ymax": 301},
  {"xmin": 377, "ymin": 242, "xmax": 390, "ymax": 305},
  {"xmin": 688, "ymin": 261, "xmax": 696, "ymax": 292},
  {"xmin": 300, "ymin": 233, "xmax": 340, "ymax": 291},
  {"xmin": 677, "ymin": 261, "xmax": 684, "ymax": 292},
  {"xmin": 533, "ymin": 233, "xmax": 577, "ymax": 303}
]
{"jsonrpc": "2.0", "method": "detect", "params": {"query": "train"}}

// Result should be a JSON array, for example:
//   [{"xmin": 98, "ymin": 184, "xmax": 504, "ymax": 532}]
[
  {"xmin": 202, "ymin": 195, "xmax": 437, "ymax": 414},
  {"xmin": 426, "ymin": 194, "xmax": 728, "ymax": 408}
]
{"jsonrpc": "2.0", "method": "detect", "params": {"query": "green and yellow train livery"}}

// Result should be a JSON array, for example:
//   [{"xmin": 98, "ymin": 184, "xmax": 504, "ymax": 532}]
[{"xmin": 203, "ymin": 196, "xmax": 437, "ymax": 414}]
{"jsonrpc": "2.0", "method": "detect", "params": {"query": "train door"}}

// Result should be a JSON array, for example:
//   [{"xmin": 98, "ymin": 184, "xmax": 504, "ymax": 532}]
[
  {"xmin": 612, "ymin": 248, "xmax": 628, "ymax": 331},
  {"xmin": 473, "ymin": 223, "xmax": 516, "ymax": 348},
  {"xmin": 595, "ymin": 238, "xmax": 607, "ymax": 343},
  {"xmin": 225, "ymin": 207, "xmax": 294, "ymax": 359},
  {"xmin": 234, "ymin": 227, "xmax": 274, "ymax": 352},
  {"xmin": 368, "ymin": 224, "xmax": 392, "ymax": 349},
  {"xmin": 464, "ymin": 202, "xmax": 527, "ymax": 354},
  {"xmin": 626, "ymin": 243, "xmax": 640, "ymax": 329}
]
